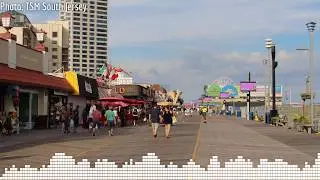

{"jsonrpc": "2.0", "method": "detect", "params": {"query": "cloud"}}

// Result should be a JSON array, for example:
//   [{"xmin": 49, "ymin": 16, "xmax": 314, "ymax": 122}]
[
  {"xmin": 109, "ymin": 0, "xmax": 320, "ymax": 46},
  {"xmin": 117, "ymin": 49, "xmax": 319, "ymax": 102}
]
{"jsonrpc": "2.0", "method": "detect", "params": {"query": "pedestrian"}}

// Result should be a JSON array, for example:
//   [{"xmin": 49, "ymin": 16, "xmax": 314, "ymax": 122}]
[
  {"xmin": 132, "ymin": 108, "xmax": 138, "ymax": 126},
  {"xmin": 162, "ymin": 107, "xmax": 173, "ymax": 138},
  {"xmin": 72, "ymin": 105, "xmax": 80, "ymax": 133},
  {"xmin": 91, "ymin": 106, "xmax": 102, "ymax": 136},
  {"xmin": 119, "ymin": 107, "xmax": 126, "ymax": 127},
  {"xmin": 201, "ymin": 106, "xmax": 208, "ymax": 123},
  {"xmin": 150, "ymin": 105, "xmax": 161, "ymax": 138},
  {"xmin": 105, "ymin": 107, "xmax": 116, "ymax": 136},
  {"xmin": 113, "ymin": 107, "xmax": 119, "ymax": 127},
  {"xmin": 88, "ymin": 102, "xmax": 96, "ymax": 133}
]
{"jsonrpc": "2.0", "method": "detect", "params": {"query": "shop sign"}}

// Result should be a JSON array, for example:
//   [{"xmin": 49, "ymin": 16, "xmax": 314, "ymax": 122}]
[
  {"xmin": 54, "ymin": 90, "xmax": 68, "ymax": 96},
  {"xmin": 85, "ymin": 81, "xmax": 92, "ymax": 94}
]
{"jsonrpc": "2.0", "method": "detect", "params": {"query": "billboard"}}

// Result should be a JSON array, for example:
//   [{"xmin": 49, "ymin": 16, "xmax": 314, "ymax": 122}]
[{"xmin": 240, "ymin": 82, "xmax": 256, "ymax": 92}]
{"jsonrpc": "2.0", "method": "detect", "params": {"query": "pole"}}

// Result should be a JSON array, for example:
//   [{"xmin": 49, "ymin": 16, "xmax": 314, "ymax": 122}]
[
  {"xmin": 309, "ymin": 30, "xmax": 314, "ymax": 126},
  {"xmin": 247, "ymin": 72, "xmax": 251, "ymax": 120},
  {"xmin": 264, "ymin": 59, "xmax": 268, "ymax": 116},
  {"xmin": 267, "ymin": 48, "xmax": 271, "ymax": 114},
  {"xmin": 272, "ymin": 45, "xmax": 277, "ymax": 111}
]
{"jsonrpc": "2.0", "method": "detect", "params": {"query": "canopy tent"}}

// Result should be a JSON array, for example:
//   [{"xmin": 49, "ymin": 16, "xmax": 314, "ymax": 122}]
[
  {"xmin": 101, "ymin": 101, "xmax": 129, "ymax": 107},
  {"xmin": 157, "ymin": 102, "xmax": 176, "ymax": 106},
  {"xmin": 98, "ymin": 97, "xmax": 145, "ymax": 106}
]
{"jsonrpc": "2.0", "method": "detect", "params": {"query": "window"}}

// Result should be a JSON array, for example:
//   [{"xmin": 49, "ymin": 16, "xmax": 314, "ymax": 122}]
[
  {"xmin": 90, "ymin": 6, "xmax": 94, "ymax": 9},
  {"xmin": 52, "ymin": 63, "xmax": 57, "ymax": 66},
  {"xmin": 73, "ymin": 40, "xmax": 80, "ymax": 44},
  {"xmin": 82, "ymin": 55, "xmax": 87, "ymax": 58},
  {"xmin": 82, "ymin": 23, "xmax": 87, "ymax": 26},
  {"xmin": 74, "ymin": 27, "xmax": 80, "ymax": 30},
  {"xmin": 90, "ymin": 42, "xmax": 94, "ymax": 45},
  {"xmin": 97, "ymin": 38, "xmax": 107, "ymax": 41},
  {"xmin": 73, "ymin": 22, "xmax": 80, "ymax": 25},
  {"xmin": 97, "ymin": 29, "xmax": 107, "ymax": 33},
  {"xmin": 73, "ymin": 54, "xmax": 80, "ymax": 58},
  {"xmin": 89, "ymin": 55, "xmax": 94, "ymax": 58},
  {"xmin": 90, "ymin": 51, "xmax": 94, "ymax": 54},
  {"xmin": 90, "ymin": 28, "xmax": 94, "ymax": 31},
  {"xmin": 90, "ymin": 47, "xmax": 94, "ymax": 49},
  {"xmin": 90, "ymin": 15, "xmax": 94, "ymax": 18},
  {"xmin": 74, "ymin": 64, "xmax": 80, "ymax": 67},
  {"xmin": 97, "ymin": 42, "xmax": 107, "ymax": 46},
  {"xmin": 90, "ymin": 1, "xmax": 95, "ymax": 4},
  {"xmin": 73, "ymin": 36, "xmax": 80, "ymax": 39},
  {"xmin": 90, "ymin": 32, "xmax": 94, "ymax": 36},
  {"xmin": 90, "ymin": 24, "xmax": 95, "ymax": 27},
  {"xmin": 97, "ymin": 56, "xmax": 107, "ymax": 59},
  {"xmin": 97, "ymin": 7, "xmax": 107, "ymax": 11},
  {"xmin": 52, "ymin": 32, "xmax": 58, "ymax": 37},
  {"xmin": 82, "ymin": 50, "xmax": 87, "ymax": 53},
  {"xmin": 74, "ymin": 13, "xmax": 80, "ymax": 16},
  {"xmin": 90, "ymin": 60, "xmax": 94, "ymax": 63},
  {"xmin": 52, "ymin": 55, "xmax": 58, "ymax": 59},
  {"xmin": 97, "ymin": 20, "xmax": 107, "ymax": 24},
  {"xmin": 82, "ymin": 59, "xmax": 87, "ymax": 63},
  {"xmin": 90, "ymin": 10, "xmax": 95, "ymax": 13},
  {"xmin": 74, "ymin": 68, "xmax": 80, "ymax": 72},
  {"xmin": 97, "ymin": 24, "xmax": 107, "ymax": 28},
  {"xmin": 74, "ymin": 31, "xmax": 80, "ymax": 35},
  {"xmin": 73, "ymin": 45, "xmax": 80, "ymax": 48},
  {"xmin": 83, "ymin": 41, "xmax": 87, "ymax": 44},
  {"xmin": 97, "ymin": 51, "xmax": 107, "ymax": 55},
  {"xmin": 82, "ymin": 32, "xmax": 87, "ymax": 35},
  {"xmin": 73, "ymin": 59, "xmax": 80, "ymax": 62},
  {"xmin": 89, "ymin": 64, "xmax": 94, "ymax": 67},
  {"xmin": 74, "ymin": 50, "xmax": 80, "ymax": 53},
  {"xmin": 82, "ymin": 64, "xmax": 87, "ymax": 67},
  {"xmin": 83, "ymin": 27, "xmax": 87, "ymax": 31},
  {"xmin": 52, "ymin": 48, "xmax": 58, "ymax": 52},
  {"xmin": 97, "ymin": 33, "xmax": 107, "ymax": 37},
  {"xmin": 97, "ymin": 15, "xmax": 107, "ymax": 20},
  {"xmin": 73, "ymin": 17, "xmax": 80, "ymax": 21},
  {"xmin": 52, "ymin": 41, "xmax": 57, "ymax": 44},
  {"xmin": 97, "ymin": 47, "xmax": 107, "ymax": 50},
  {"xmin": 97, "ymin": 2, "xmax": 107, "ymax": 6}
]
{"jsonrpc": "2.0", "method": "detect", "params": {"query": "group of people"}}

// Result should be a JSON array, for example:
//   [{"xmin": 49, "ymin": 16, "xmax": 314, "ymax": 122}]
[
  {"xmin": 0, "ymin": 111, "xmax": 18, "ymax": 136},
  {"xmin": 150, "ymin": 105, "xmax": 178, "ymax": 139}
]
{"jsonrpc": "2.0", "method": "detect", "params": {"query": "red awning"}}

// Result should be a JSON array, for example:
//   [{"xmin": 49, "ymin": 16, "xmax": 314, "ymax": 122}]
[
  {"xmin": 0, "ymin": 64, "xmax": 73, "ymax": 92},
  {"xmin": 99, "ymin": 97, "xmax": 125, "ymax": 101}
]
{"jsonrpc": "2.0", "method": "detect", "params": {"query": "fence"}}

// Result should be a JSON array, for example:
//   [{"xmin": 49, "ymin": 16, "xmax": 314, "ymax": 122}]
[{"xmin": 278, "ymin": 104, "xmax": 320, "ymax": 132}]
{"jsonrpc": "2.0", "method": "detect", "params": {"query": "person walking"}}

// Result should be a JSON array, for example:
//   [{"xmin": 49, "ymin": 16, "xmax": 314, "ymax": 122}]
[
  {"xmin": 132, "ymin": 108, "xmax": 139, "ymax": 126},
  {"xmin": 105, "ymin": 107, "xmax": 116, "ymax": 136},
  {"xmin": 88, "ymin": 102, "xmax": 96, "ymax": 133},
  {"xmin": 92, "ymin": 106, "xmax": 102, "ymax": 136},
  {"xmin": 162, "ymin": 107, "xmax": 173, "ymax": 139},
  {"xmin": 72, "ymin": 105, "xmax": 80, "ymax": 133},
  {"xmin": 150, "ymin": 105, "xmax": 161, "ymax": 138},
  {"xmin": 201, "ymin": 106, "xmax": 208, "ymax": 123}
]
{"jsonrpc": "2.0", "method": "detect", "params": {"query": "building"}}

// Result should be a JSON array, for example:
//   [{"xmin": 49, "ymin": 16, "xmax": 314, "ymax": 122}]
[
  {"xmin": 0, "ymin": 37, "xmax": 73, "ymax": 130},
  {"xmin": 0, "ymin": 11, "xmax": 38, "ymax": 48},
  {"xmin": 33, "ymin": 20, "xmax": 70, "ymax": 72},
  {"xmin": 60, "ymin": 0, "xmax": 108, "ymax": 78},
  {"xmin": 110, "ymin": 71, "xmax": 133, "ymax": 85},
  {"xmin": 113, "ymin": 84, "xmax": 155, "ymax": 104}
]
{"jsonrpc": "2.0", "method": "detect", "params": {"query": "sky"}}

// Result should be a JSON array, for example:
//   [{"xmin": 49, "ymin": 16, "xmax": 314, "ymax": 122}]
[{"xmin": 2, "ymin": 0, "xmax": 320, "ymax": 102}]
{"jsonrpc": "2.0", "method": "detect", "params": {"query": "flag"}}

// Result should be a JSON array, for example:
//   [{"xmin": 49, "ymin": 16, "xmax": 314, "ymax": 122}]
[
  {"xmin": 111, "ymin": 73, "xmax": 119, "ymax": 80},
  {"xmin": 106, "ymin": 63, "xmax": 113, "ymax": 78},
  {"xmin": 97, "ymin": 64, "xmax": 106, "ymax": 76}
]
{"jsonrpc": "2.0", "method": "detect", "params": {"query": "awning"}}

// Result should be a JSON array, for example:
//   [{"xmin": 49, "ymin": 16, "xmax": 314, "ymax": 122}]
[
  {"xmin": 101, "ymin": 101, "xmax": 129, "ymax": 107},
  {"xmin": 0, "ymin": 64, "xmax": 73, "ymax": 92}
]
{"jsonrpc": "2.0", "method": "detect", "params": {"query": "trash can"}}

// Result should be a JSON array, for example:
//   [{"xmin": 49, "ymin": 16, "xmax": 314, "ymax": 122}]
[
  {"xmin": 249, "ymin": 112, "xmax": 254, "ymax": 120},
  {"xmin": 237, "ymin": 110, "xmax": 241, "ymax": 120},
  {"xmin": 265, "ymin": 112, "xmax": 271, "ymax": 124}
]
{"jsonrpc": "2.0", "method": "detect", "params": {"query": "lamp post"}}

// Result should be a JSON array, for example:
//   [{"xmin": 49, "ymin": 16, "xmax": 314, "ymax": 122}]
[
  {"xmin": 306, "ymin": 21, "xmax": 316, "ymax": 128},
  {"xmin": 0, "ymin": 12, "xmax": 16, "ymax": 40},
  {"xmin": 265, "ymin": 38, "xmax": 273, "ymax": 123},
  {"xmin": 35, "ymin": 29, "xmax": 47, "ymax": 52}
]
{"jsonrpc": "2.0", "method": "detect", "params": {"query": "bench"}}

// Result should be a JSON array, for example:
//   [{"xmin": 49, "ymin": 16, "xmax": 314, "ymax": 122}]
[{"xmin": 302, "ymin": 124, "xmax": 313, "ymax": 134}]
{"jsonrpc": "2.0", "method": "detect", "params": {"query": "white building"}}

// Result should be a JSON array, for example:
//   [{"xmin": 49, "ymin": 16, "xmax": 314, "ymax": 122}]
[
  {"xmin": 110, "ymin": 71, "xmax": 133, "ymax": 85},
  {"xmin": 59, "ymin": 0, "xmax": 108, "ymax": 78},
  {"xmin": 34, "ymin": 20, "xmax": 69, "ymax": 72}
]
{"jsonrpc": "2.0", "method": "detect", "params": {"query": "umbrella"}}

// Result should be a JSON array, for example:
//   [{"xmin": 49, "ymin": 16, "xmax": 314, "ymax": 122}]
[{"xmin": 101, "ymin": 101, "xmax": 129, "ymax": 107}]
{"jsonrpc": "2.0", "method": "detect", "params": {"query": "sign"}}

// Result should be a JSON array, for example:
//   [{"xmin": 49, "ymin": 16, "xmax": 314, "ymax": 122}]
[
  {"xmin": 221, "ymin": 84, "xmax": 238, "ymax": 97},
  {"xmin": 220, "ymin": 92, "xmax": 230, "ymax": 99},
  {"xmin": 207, "ymin": 84, "xmax": 221, "ymax": 97},
  {"xmin": 85, "ymin": 81, "xmax": 92, "ymax": 93},
  {"xmin": 240, "ymin": 82, "xmax": 256, "ymax": 92},
  {"xmin": 54, "ymin": 90, "xmax": 68, "ymax": 96}
]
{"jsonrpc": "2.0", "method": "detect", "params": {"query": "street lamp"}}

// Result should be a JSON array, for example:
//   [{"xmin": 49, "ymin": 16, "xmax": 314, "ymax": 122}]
[
  {"xmin": 306, "ymin": 21, "xmax": 316, "ymax": 129},
  {"xmin": 35, "ymin": 29, "xmax": 47, "ymax": 52},
  {"xmin": 1, "ymin": 12, "xmax": 14, "ymax": 32},
  {"xmin": 264, "ymin": 38, "xmax": 273, "ymax": 123}
]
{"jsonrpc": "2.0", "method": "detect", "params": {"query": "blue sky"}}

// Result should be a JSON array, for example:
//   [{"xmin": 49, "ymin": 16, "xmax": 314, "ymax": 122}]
[{"xmin": 3, "ymin": 0, "xmax": 320, "ymax": 102}]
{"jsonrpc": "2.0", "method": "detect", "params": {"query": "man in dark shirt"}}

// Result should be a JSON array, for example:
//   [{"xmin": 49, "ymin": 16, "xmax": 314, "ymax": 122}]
[{"xmin": 150, "ymin": 105, "xmax": 161, "ymax": 138}]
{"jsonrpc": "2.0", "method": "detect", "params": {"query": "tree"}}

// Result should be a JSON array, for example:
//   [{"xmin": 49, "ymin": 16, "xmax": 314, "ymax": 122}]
[{"xmin": 203, "ymin": 85, "xmax": 208, "ymax": 96}]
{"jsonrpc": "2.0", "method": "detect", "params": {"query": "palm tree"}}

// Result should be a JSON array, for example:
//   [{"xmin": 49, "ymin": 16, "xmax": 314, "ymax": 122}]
[{"xmin": 203, "ymin": 85, "xmax": 208, "ymax": 97}]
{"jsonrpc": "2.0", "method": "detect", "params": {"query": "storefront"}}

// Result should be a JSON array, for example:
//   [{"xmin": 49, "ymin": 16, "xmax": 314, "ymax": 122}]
[
  {"xmin": 65, "ymin": 72, "xmax": 99, "ymax": 124},
  {"xmin": 0, "ymin": 65, "xmax": 73, "ymax": 130},
  {"xmin": 48, "ymin": 90, "xmax": 68, "ymax": 128}
]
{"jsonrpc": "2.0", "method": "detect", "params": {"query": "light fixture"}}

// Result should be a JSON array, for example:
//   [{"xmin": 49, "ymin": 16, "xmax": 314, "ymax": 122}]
[
  {"xmin": 1, "ymin": 12, "xmax": 14, "ymax": 31},
  {"xmin": 36, "ymin": 29, "xmax": 47, "ymax": 43}
]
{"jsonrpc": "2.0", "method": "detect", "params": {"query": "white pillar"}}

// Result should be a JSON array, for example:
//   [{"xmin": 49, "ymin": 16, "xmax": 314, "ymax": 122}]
[
  {"xmin": 42, "ymin": 51, "xmax": 48, "ymax": 74},
  {"xmin": 8, "ymin": 39, "xmax": 16, "ymax": 69}
]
